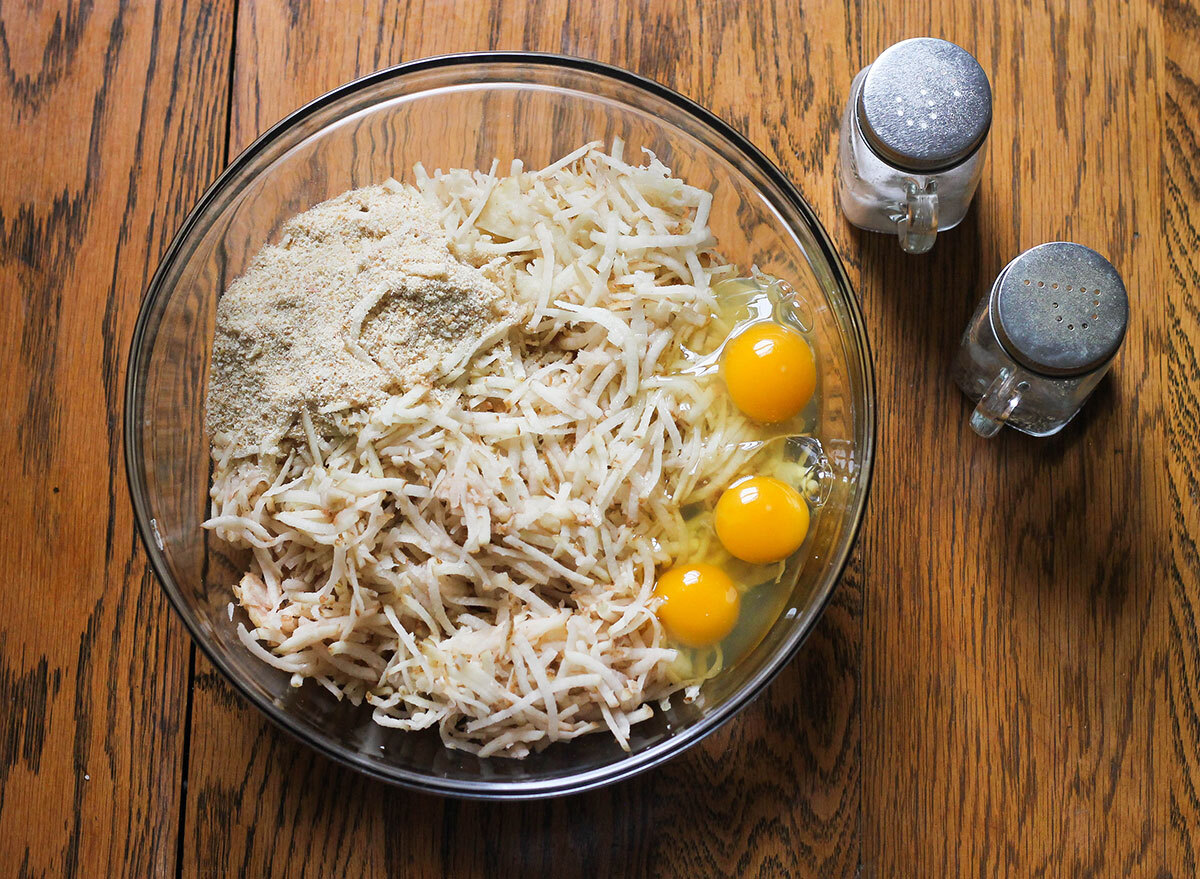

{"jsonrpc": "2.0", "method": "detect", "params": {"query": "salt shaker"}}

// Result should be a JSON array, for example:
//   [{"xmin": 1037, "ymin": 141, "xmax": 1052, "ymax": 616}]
[
  {"xmin": 837, "ymin": 38, "xmax": 992, "ymax": 254},
  {"xmin": 953, "ymin": 243, "xmax": 1129, "ymax": 438}
]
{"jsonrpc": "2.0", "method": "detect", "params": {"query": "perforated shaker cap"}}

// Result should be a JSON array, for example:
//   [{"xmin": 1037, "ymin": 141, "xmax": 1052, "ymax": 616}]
[
  {"xmin": 989, "ymin": 243, "xmax": 1129, "ymax": 377},
  {"xmin": 857, "ymin": 38, "xmax": 992, "ymax": 173}
]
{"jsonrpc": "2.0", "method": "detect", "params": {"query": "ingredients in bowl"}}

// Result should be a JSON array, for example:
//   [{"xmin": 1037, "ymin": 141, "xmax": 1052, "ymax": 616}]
[
  {"xmin": 652, "ymin": 564, "xmax": 741, "ymax": 648},
  {"xmin": 721, "ymin": 321, "xmax": 817, "ymax": 423},
  {"xmin": 208, "ymin": 185, "xmax": 514, "ymax": 456},
  {"xmin": 714, "ymin": 476, "xmax": 810, "ymax": 564},
  {"xmin": 205, "ymin": 142, "xmax": 823, "ymax": 758}
]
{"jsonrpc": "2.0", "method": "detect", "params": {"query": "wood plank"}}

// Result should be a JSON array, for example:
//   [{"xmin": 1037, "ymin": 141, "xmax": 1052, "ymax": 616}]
[
  {"xmin": 0, "ymin": 1, "xmax": 235, "ymax": 876},
  {"xmin": 179, "ymin": 0, "xmax": 1197, "ymax": 877},
  {"xmin": 183, "ymin": 2, "xmax": 862, "ymax": 877},
  {"xmin": 1162, "ymin": 0, "xmax": 1200, "ymax": 871},
  {"xmin": 856, "ymin": 0, "xmax": 1176, "ymax": 875},
  {"xmin": 0, "ymin": 0, "xmax": 1188, "ymax": 876}
]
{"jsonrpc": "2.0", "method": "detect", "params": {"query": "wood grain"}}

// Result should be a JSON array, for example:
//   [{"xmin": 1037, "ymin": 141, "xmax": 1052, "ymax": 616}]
[
  {"xmin": 1164, "ymin": 0, "xmax": 1200, "ymax": 872},
  {"xmin": 184, "ymin": 3, "xmax": 862, "ymax": 878},
  {"xmin": 0, "ymin": 0, "xmax": 234, "ymax": 877},
  {"xmin": 855, "ymin": 3, "xmax": 1179, "ymax": 876},
  {"xmin": 1, "ymin": 0, "xmax": 1197, "ymax": 876}
]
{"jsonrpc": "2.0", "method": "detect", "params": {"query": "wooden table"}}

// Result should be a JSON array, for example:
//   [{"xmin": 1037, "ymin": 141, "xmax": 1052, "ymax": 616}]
[{"xmin": 2, "ymin": 1, "xmax": 1196, "ymax": 875}]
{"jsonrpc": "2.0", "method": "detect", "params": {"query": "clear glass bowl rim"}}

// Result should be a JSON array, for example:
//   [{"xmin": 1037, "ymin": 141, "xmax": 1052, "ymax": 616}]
[{"xmin": 123, "ymin": 51, "xmax": 877, "ymax": 799}]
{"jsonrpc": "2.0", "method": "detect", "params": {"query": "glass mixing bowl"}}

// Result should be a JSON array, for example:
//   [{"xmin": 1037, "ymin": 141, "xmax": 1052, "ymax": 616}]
[{"xmin": 125, "ymin": 53, "xmax": 875, "ymax": 799}]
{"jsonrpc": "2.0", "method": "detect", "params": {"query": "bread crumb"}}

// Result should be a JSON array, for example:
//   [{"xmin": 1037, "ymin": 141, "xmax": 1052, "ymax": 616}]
[{"xmin": 207, "ymin": 183, "xmax": 514, "ymax": 455}]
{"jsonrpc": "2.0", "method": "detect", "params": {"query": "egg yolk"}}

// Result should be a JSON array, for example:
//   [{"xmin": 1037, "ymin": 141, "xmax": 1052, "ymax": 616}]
[
  {"xmin": 653, "ymin": 563, "xmax": 740, "ymax": 648},
  {"xmin": 722, "ymin": 323, "xmax": 816, "ymax": 423},
  {"xmin": 714, "ymin": 476, "xmax": 810, "ymax": 564}
]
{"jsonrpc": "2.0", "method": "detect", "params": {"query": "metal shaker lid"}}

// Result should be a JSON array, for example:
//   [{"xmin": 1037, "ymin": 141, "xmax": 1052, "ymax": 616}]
[
  {"xmin": 856, "ymin": 38, "xmax": 992, "ymax": 173},
  {"xmin": 989, "ymin": 242, "xmax": 1129, "ymax": 377}
]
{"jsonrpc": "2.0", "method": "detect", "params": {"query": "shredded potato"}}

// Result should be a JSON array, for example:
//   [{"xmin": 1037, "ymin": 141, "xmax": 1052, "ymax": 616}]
[{"xmin": 206, "ymin": 142, "xmax": 780, "ymax": 757}]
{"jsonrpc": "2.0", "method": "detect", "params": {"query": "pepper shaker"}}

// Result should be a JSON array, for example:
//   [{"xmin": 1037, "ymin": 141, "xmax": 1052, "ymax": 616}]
[
  {"xmin": 837, "ymin": 38, "xmax": 992, "ymax": 254},
  {"xmin": 953, "ymin": 243, "xmax": 1129, "ymax": 438}
]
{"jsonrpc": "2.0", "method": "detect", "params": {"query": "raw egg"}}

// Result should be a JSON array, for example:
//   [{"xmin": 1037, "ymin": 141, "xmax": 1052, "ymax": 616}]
[
  {"xmin": 714, "ymin": 476, "xmax": 810, "ymax": 564},
  {"xmin": 653, "ymin": 563, "xmax": 740, "ymax": 647},
  {"xmin": 722, "ymin": 322, "xmax": 816, "ymax": 423}
]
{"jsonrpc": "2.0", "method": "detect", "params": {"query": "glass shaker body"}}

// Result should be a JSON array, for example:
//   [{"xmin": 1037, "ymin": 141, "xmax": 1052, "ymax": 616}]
[
  {"xmin": 953, "ymin": 295, "xmax": 1110, "ymax": 437},
  {"xmin": 836, "ymin": 39, "xmax": 992, "ymax": 254},
  {"xmin": 838, "ymin": 69, "xmax": 988, "ymax": 248},
  {"xmin": 953, "ymin": 243, "xmax": 1129, "ymax": 438}
]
